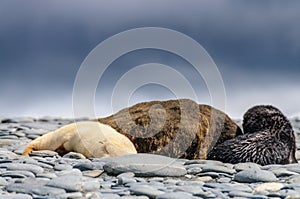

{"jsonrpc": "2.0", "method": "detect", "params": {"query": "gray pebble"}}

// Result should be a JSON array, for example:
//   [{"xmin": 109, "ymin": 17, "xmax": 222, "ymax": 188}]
[
  {"xmin": 0, "ymin": 135, "xmax": 18, "ymax": 139},
  {"xmin": 120, "ymin": 196, "xmax": 149, "ymax": 199},
  {"xmin": 0, "ymin": 177, "xmax": 8, "ymax": 186},
  {"xmin": 82, "ymin": 180, "xmax": 100, "ymax": 192},
  {"xmin": 279, "ymin": 189, "xmax": 300, "ymax": 198},
  {"xmin": 197, "ymin": 172, "xmax": 220, "ymax": 178},
  {"xmin": 54, "ymin": 163, "xmax": 73, "ymax": 171},
  {"xmin": 47, "ymin": 174, "xmax": 83, "ymax": 192},
  {"xmin": 285, "ymin": 164, "xmax": 300, "ymax": 174},
  {"xmin": 234, "ymin": 162, "xmax": 262, "ymax": 171},
  {"xmin": 82, "ymin": 170, "xmax": 104, "ymax": 178},
  {"xmin": 270, "ymin": 168, "xmax": 298, "ymax": 177},
  {"xmin": 63, "ymin": 152, "xmax": 86, "ymax": 159},
  {"xmin": 29, "ymin": 150, "xmax": 58, "ymax": 157},
  {"xmin": 36, "ymin": 172, "xmax": 57, "ymax": 179},
  {"xmin": 0, "ymin": 193, "xmax": 33, "ymax": 199},
  {"xmin": 6, "ymin": 183, "xmax": 66, "ymax": 196},
  {"xmin": 217, "ymin": 177, "xmax": 231, "ymax": 183},
  {"xmin": 1, "ymin": 170, "xmax": 35, "ymax": 178},
  {"xmin": 57, "ymin": 192, "xmax": 83, "ymax": 199},
  {"xmin": 228, "ymin": 191, "xmax": 268, "ymax": 199},
  {"xmin": 184, "ymin": 159, "xmax": 223, "ymax": 166},
  {"xmin": 0, "ymin": 163, "xmax": 44, "ymax": 174},
  {"xmin": 129, "ymin": 185, "xmax": 165, "ymax": 199},
  {"xmin": 200, "ymin": 165, "xmax": 236, "ymax": 175},
  {"xmin": 175, "ymin": 185, "xmax": 204, "ymax": 195},
  {"xmin": 233, "ymin": 169, "xmax": 277, "ymax": 183},
  {"xmin": 104, "ymin": 162, "xmax": 186, "ymax": 177},
  {"xmin": 156, "ymin": 192, "xmax": 194, "ymax": 199}
]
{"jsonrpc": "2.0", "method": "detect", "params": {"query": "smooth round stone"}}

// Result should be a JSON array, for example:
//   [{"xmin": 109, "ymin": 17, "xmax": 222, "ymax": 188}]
[
  {"xmin": 148, "ymin": 177, "xmax": 164, "ymax": 182},
  {"xmin": 54, "ymin": 164, "xmax": 73, "ymax": 171},
  {"xmin": 204, "ymin": 183, "xmax": 232, "ymax": 190},
  {"xmin": 57, "ymin": 168, "xmax": 82, "ymax": 176},
  {"xmin": 217, "ymin": 177, "xmax": 231, "ymax": 183},
  {"xmin": 234, "ymin": 162, "xmax": 262, "ymax": 172},
  {"xmin": 82, "ymin": 180, "xmax": 100, "ymax": 192},
  {"xmin": 63, "ymin": 152, "xmax": 86, "ymax": 159},
  {"xmin": 36, "ymin": 172, "xmax": 57, "ymax": 179},
  {"xmin": 82, "ymin": 170, "xmax": 104, "ymax": 178},
  {"xmin": 26, "ymin": 134, "xmax": 40, "ymax": 140},
  {"xmin": 253, "ymin": 183, "xmax": 284, "ymax": 193},
  {"xmin": 199, "ymin": 165, "xmax": 236, "ymax": 175},
  {"xmin": 57, "ymin": 192, "xmax": 83, "ymax": 199},
  {"xmin": 29, "ymin": 150, "xmax": 58, "ymax": 157},
  {"xmin": 0, "ymin": 150, "xmax": 18, "ymax": 159},
  {"xmin": 6, "ymin": 183, "xmax": 66, "ymax": 196},
  {"xmin": 261, "ymin": 164, "xmax": 285, "ymax": 170},
  {"xmin": 74, "ymin": 162, "xmax": 106, "ymax": 171},
  {"xmin": 287, "ymin": 175, "xmax": 300, "ymax": 183},
  {"xmin": 285, "ymin": 164, "xmax": 300, "ymax": 174},
  {"xmin": 0, "ymin": 140, "xmax": 16, "ymax": 148},
  {"xmin": 175, "ymin": 185, "xmax": 204, "ymax": 195},
  {"xmin": 0, "ymin": 163, "xmax": 44, "ymax": 174},
  {"xmin": 156, "ymin": 192, "xmax": 193, "ymax": 199},
  {"xmin": 46, "ymin": 174, "xmax": 83, "ymax": 192},
  {"xmin": 120, "ymin": 196, "xmax": 149, "ymax": 199},
  {"xmin": 228, "ymin": 191, "xmax": 268, "ymax": 199},
  {"xmin": 196, "ymin": 176, "xmax": 213, "ymax": 182},
  {"xmin": 197, "ymin": 172, "xmax": 220, "ymax": 178},
  {"xmin": 104, "ymin": 162, "xmax": 186, "ymax": 177},
  {"xmin": 12, "ymin": 132, "xmax": 26, "ymax": 137},
  {"xmin": 0, "ymin": 193, "xmax": 32, "ymax": 199},
  {"xmin": 187, "ymin": 167, "xmax": 202, "ymax": 175},
  {"xmin": 184, "ymin": 159, "xmax": 224, "ymax": 166},
  {"xmin": 129, "ymin": 185, "xmax": 165, "ymax": 198},
  {"xmin": 279, "ymin": 189, "xmax": 300, "ymax": 198},
  {"xmin": 270, "ymin": 168, "xmax": 298, "ymax": 177},
  {"xmin": 1, "ymin": 170, "xmax": 35, "ymax": 178},
  {"xmin": 0, "ymin": 135, "xmax": 18, "ymax": 139},
  {"xmin": 0, "ymin": 177, "xmax": 8, "ymax": 186},
  {"xmin": 233, "ymin": 169, "xmax": 278, "ymax": 183}
]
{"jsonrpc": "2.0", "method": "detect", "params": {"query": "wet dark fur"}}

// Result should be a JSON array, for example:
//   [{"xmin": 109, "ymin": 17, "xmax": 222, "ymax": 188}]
[
  {"xmin": 208, "ymin": 105, "xmax": 297, "ymax": 165},
  {"xmin": 98, "ymin": 99, "xmax": 242, "ymax": 159}
]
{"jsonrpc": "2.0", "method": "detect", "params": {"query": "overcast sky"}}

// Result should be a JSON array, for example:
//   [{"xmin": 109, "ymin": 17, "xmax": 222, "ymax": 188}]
[{"xmin": 0, "ymin": 0, "xmax": 299, "ymax": 119}]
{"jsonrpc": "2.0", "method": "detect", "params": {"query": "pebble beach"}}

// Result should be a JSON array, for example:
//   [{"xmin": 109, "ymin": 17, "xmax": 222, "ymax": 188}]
[{"xmin": 1, "ymin": 117, "xmax": 300, "ymax": 199}]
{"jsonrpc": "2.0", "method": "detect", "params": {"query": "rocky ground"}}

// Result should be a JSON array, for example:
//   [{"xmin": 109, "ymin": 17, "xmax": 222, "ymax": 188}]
[{"xmin": 0, "ymin": 117, "xmax": 300, "ymax": 199}]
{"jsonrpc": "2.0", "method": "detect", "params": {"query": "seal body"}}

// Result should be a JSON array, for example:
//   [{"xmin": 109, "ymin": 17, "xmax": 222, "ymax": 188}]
[
  {"xmin": 98, "ymin": 99, "xmax": 242, "ymax": 159},
  {"xmin": 23, "ymin": 121, "xmax": 137, "ymax": 158},
  {"xmin": 208, "ymin": 105, "xmax": 297, "ymax": 165}
]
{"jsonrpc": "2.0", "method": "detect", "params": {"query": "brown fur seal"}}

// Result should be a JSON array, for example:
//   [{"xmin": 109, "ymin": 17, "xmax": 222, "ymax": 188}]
[
  {"xmin": 24, "ymin": 99, "xmax": 242, "ymax": 159},
  {"xmin": 98, "ymin": 99, "xmax": 242, "ymax": 159},
  {"xmin": 23, "ymin": 121, "xmax": 137, "ymax": 158},
  {"xmin": 207, "ymin": 105, "xmax": 297, "ymax": 165}
]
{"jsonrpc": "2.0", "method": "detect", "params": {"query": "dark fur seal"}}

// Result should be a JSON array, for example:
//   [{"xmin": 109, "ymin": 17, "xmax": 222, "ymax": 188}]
[
  {"xmin": 98, "ymin": 99, "xmax": 242, "ymax": 159},
  {"xmin": 207, "ymin": 105, "xmax": 297, "ymax": 165}
]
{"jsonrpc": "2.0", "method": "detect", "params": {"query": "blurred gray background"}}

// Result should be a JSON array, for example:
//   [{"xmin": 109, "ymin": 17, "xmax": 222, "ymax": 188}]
[{"xmin": 0, "ymin": 0, "xmax": 299, "ymax": 119}]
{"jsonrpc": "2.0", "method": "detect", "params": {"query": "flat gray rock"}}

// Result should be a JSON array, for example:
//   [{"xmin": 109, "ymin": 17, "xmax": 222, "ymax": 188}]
[
  {"xmin": 233, "ymin": 169, "xmax": 277, "ymax": 183},
  {"xmin": 46, "ymin": 174, "xmax": 83, "ymax": 192},
  {"xmin": 0, "ymin": 163, "xmax": 44, "ymax": 174},
  {"xmin": 199, "ymin": 165, "xmax": 236, "ymax": 175},
  {"xmin": 103, "ymin": 154, "xmax": 187, "ymax": 177},
  {"xmin": 29, "ymin": 150, "xmax": 58, "ymax": 157},
  {"xmin": 156, "ymin": 192, "xmax": 194, "ymax": 199},
  {"xmin": 6, "ymin": 183, "xmax": 66, "ymax": 196},
  {"xmin": 234, "ymin": 162, "xmax": 262, "ymax": 172},
  {"xmin": 104, "ymin": 162, "xmax": 186, "ymax": 177},
  {"xmin": 129, "ymin": 185, "xmax": 165, "ymax": 198},
  {"xmin": 0, "ymin": 193, "xmax": 33, "ymax": 199}
]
